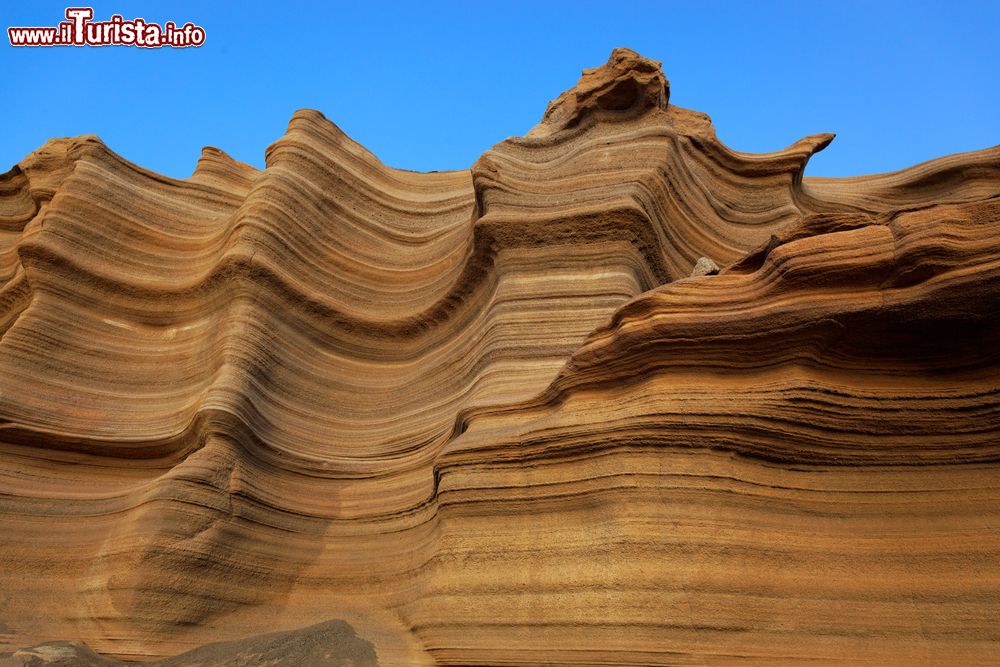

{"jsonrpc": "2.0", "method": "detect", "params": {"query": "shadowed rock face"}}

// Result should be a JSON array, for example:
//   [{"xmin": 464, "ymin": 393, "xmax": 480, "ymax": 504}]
[{"xmin": 1, "ymin": 48, "xmax": 999, "ymax": 665}]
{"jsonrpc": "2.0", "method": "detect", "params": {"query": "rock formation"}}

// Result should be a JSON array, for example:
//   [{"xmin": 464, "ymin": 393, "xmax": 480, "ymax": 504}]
[{"xmin": 1, "ymin": 48, "xmax": 999, "ymax": 665}]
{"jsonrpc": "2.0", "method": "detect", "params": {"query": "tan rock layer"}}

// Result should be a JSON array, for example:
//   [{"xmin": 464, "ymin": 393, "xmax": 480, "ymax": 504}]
[{"xmin": 0, "ymin": 48, "xmax": 998, "ymax": 664}]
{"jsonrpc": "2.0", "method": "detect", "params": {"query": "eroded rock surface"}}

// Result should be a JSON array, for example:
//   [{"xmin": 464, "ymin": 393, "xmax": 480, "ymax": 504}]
[
  {"xmin": 1, "ymin": 48, "xmax": 999, "ymax": 665},
  {"xmin": 0, "ymin": 621, "xmax": 376, "ymax": 666}
]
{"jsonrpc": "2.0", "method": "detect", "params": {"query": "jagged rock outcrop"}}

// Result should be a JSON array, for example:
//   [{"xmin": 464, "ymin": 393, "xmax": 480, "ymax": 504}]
[{"xmin": 1, "ymin": 48, "xmax": 999, "ymax": 665}]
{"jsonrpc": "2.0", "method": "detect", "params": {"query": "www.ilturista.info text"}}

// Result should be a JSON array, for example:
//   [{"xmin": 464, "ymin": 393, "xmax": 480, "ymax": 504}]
[{"xmin": 8, "ymin": 8, "xmax": 205, "ymax": 47}]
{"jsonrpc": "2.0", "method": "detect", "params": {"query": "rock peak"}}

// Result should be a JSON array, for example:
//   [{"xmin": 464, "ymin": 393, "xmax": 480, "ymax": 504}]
[{"xmin": 529, "ymin": 48, "xmax": 669, "ymax": 138}]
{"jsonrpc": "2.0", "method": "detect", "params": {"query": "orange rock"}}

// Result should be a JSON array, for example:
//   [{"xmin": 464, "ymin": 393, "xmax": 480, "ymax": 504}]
[{"xmin": 0, "ymin": 49, "xmax": 998, "ymax": 665}]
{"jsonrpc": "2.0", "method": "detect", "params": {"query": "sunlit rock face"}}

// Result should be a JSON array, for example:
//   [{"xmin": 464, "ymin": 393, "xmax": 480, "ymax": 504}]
[{"xmin": 1, "ymin": 48, "xmax": 999, "ymax": 665}]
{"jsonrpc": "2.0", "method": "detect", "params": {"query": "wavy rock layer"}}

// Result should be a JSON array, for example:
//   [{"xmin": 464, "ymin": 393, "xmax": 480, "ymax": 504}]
[{"xmin": 1, "ymin": 48, "xmax": 999, "ymax": 665}]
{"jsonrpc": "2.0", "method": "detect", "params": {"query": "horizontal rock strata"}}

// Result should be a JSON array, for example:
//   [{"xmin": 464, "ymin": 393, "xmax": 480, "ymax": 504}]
[{"xmin": 1, "ymin": 48, "xmax": 999, "ymax": 664}]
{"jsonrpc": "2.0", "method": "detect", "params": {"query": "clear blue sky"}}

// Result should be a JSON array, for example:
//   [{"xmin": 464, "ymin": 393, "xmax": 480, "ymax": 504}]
[{"xmin": 2, "ymin": 1, "xmax": 997, "ymax": 178}]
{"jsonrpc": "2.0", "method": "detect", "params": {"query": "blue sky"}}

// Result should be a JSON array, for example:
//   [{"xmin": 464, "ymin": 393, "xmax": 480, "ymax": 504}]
[{"xmin": 2, "ymin": 1, "xmax": 997, "ymax": 178}]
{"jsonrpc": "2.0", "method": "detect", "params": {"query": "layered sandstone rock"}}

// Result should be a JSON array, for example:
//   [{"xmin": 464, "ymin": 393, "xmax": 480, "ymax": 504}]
[{"xmin": 1, "ymin": 48, "xmax": 999, "ymax": 665}]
